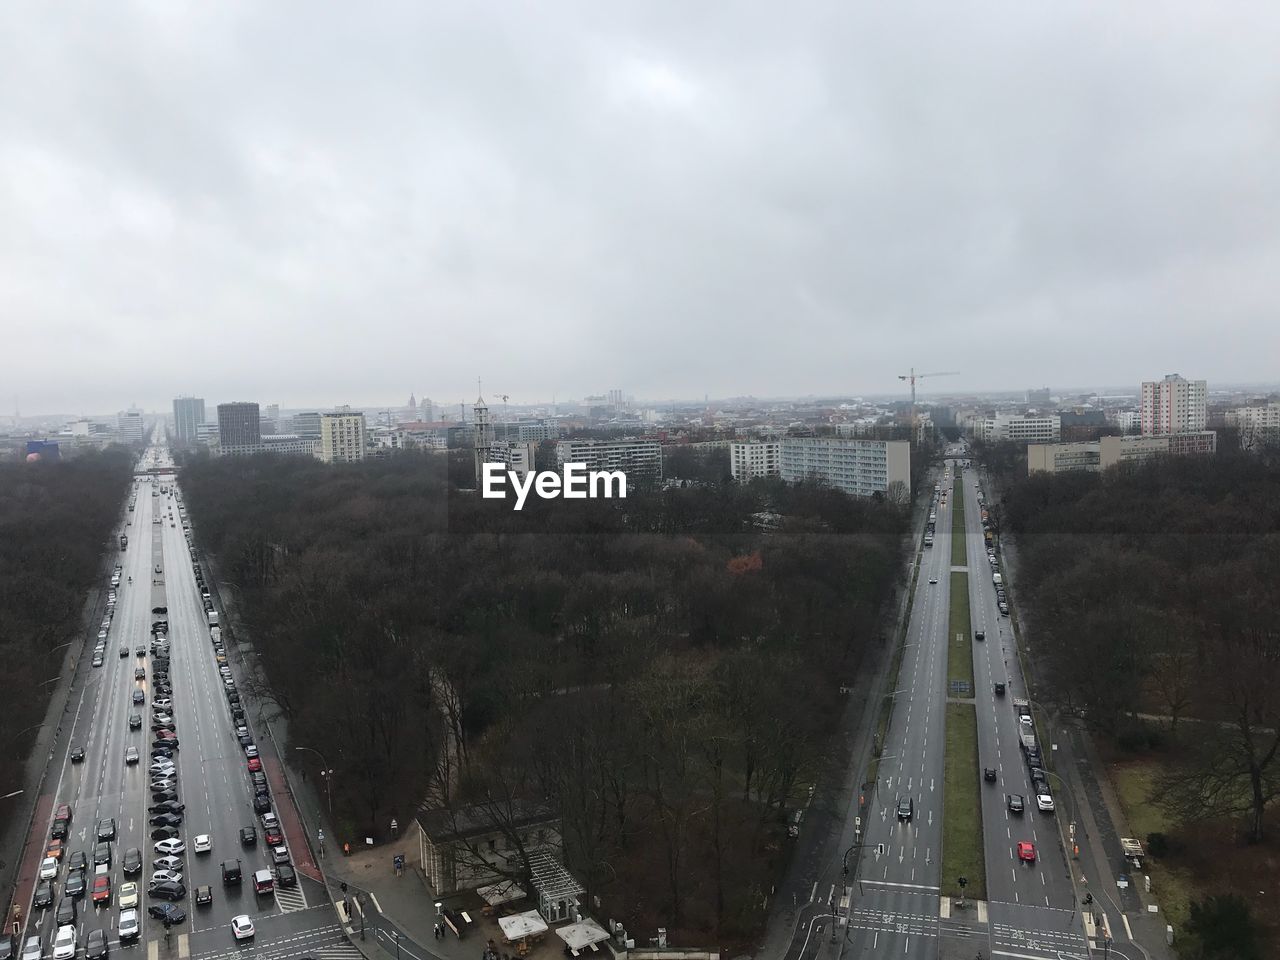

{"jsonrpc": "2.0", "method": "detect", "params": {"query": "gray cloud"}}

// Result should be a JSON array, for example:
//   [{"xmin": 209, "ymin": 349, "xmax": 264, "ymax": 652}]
[{"xmin": 2, "ymin": 1, "xmax": 1277, "ymax": 413}]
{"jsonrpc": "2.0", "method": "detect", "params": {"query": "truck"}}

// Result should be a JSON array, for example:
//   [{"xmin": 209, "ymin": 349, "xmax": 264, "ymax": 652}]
[
  {"xmin": 1120, "ymin": 837, "xmax": 1145, "ymax": 870},
  {"xmin": 1012, "ymin": 697, "xmax": 1031, "ymax": 718},
  {"xmin": 206, "ymin": 609, "xmax": 219, "ymax": 627},
  {"xmin": 119, "ymin": 534, "xmax": 128, "ymax": 550},
  {"xmin": 1020, "ymin": 732, "xmax": 1038, "ymax": 753},
  {"xmin": 210, "ymin": 626, "xmax": 222, "ymax": 644}
]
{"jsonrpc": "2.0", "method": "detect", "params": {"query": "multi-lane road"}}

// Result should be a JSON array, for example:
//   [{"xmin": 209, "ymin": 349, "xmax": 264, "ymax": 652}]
[{"xmin": 12, "ymin": 445, "xmax": 357, "ymax": 960}]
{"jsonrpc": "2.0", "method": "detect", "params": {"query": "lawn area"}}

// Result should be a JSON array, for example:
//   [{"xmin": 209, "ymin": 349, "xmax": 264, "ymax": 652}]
[
  {"xmin": 942, "ymin": 702, "xmax": 985, "ymax": 900},
  {"xmin": 948, "ymin": 572, "xmax": 974, "ymax": 691},
  {"xmin": 951, "ymin": 476, "xmax": 966, "ymax": 566}
]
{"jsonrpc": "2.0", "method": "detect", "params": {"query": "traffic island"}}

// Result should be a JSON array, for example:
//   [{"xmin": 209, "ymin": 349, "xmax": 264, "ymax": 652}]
[
  {"xmin": 947, "ymin": 573, "xmax": 974, "ymax": 694},
  {"xmin": 950, "ymin": 475, "xmax": 966, "ymax": 567},
  {"xmin": 941, "ymin": 702, "xmax": 986, "ymax": 901}
]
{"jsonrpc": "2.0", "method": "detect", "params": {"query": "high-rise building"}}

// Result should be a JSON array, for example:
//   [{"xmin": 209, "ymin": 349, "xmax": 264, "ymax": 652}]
[
  {"xmin": 172, "ymin": 397, "xmax": 205, "ymax": 446},
  {"xmin": 319, "ymin": 409, "xmax": 367, "ymax": 463},
  {"xmin": 1026, "ymin": 388, "xmax": 1052, "ymax": 406},
  {"xmin": 729, "ymin": 441, "xmax": 782, "ymax": 481},
  {"xmin": 1140, "ymin": 374, "xmax": 1206, "ymax": 436},
  {"xmin": 117, "ymin": 409, "xmax": 145, "ymax": 443},
  {"xmin": 421, "ymin": 397, "xmax": 434, "ymax": 423},
  {"xmin": 264, "ymin": 404, "xmax": 281, "ymax": 435},
  {"xmin": 779, "ymin": 437, "xmax": 910, "ymax": 500},
  {"xmin": 216, "ymin": 402, "xmax": 263, "ymax": 456},
  {"xmin": 555, "ymin": 438, "xmax": 663, "ymax": 487},
  {"xmin": 291, "ymin": 412, "xmax": 322, "ymax": 439}
]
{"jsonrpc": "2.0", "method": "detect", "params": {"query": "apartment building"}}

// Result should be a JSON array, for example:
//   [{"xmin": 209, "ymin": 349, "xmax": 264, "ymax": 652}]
[
  {"xmin": 1140, "ymin": 374, "xmax": 1206, "ymax": 435},
  {"xmin": 729, "ymin": 441, "xmax": 781, "ymax": 481},
  {"xmin": 1028, "ymin": 431, "xmax": 1217, "ymax": 474},
  {"xmin": 1026, "ymin": 441, "xmax": 1101, "ymax": 474},
  {"xmin": 973, "ymin": 412, "xmax": 1061, "ymax": 443},
  {"xmin": 779, "ymin": 437, "xmax": 910, "ymax": 500},
  {"xmin": 319, "ymin": 409, "xmax": 367, "ymax": 463},
  {"xmin": 555, "ymin": 438, "xmax": 663, "ymax": 485}
]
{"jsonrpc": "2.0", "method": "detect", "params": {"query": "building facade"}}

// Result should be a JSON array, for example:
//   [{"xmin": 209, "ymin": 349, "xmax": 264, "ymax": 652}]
[
  {"xmin": 117, "ymin": 409, "xmax": 145, "ymax": 443},
  {"xmin": 319, "ymin": 410, "xmax": 367, "ymax": 463},
  {"xmin": 291, "ymin": 412, "xmax": 322, "ymax": 439},
  {"xmin": 973, "ymin": 413, "xmax": 1061, "ymax": 443},
  {"xmin": 779, "ymin": 437, "xmax": 910, "ymax": 500},
  {"xmin": 216, "ymin": 402, "xmax": 263, "ymax": 456},
  {"xmin": 1140, "ymin": 374, "xmax": 1206, "ymax": 435},
  {"xmin": 415, "ymin": 806, "xmax": 562, "ymax": 897},
  {"xmin": 1028, "ymin": 431, "xmax": 1218, "ymax": 474},
  {"xmin": 172, "ymin": 397, "xmax": 205, "ymax": 446},
  {"xmin": 555, "ymin": 438, "xmax": 663, "ymax": 485},
  {"xmin": 729, "ymin": 441, "xmax": 781, "ymax": 481},
  {"xmin": 1027, "ymin": 441, "xmax": 1102, "ymax": 474},
  {"xmin": 1225, "ymin": 402, "xmax": 1280, "ymax": 448},
  {"xmin": 262, "ymin": 434, "xmax": 318, "ymax": 457}
]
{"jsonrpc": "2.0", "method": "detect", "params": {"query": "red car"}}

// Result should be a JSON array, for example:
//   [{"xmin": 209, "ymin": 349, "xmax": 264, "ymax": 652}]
[
  {"xmin": 1016, "ymin": 841, "xmax": 1036, "ymax": 863},
  {"xmin": 246, "ymin": 757, "xmax": 262, "ymax": 773},
  {"xmin": 264, "ymin": 829, "xmax": 283, "ymax": 847},
  {"xmin": 92, "ymin": 872, "xmax": 112, "ymax": 904}
]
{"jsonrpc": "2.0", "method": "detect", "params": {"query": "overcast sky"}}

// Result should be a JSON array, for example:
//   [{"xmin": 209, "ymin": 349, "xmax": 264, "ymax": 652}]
[{"xmin": 3, "ymin": 2, "xmax": 1278, "ymax": 414}]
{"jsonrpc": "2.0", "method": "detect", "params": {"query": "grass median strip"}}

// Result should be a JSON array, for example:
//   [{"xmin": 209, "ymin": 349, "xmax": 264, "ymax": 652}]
[
  {"xmin": 948, "ymin": 572, "xmax": 974, "ymax": 692},
  {"xmin": 941, "ymin": 701, "xmax": 986, "ymax": 900},
  {"xmin": 951, "ymin": 474, "xmax": 966, "ymax": 567}
]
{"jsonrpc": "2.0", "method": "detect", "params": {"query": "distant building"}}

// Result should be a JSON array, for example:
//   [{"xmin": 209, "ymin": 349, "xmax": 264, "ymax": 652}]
[
  {"xmin": 290, "ymin": 412, "xmax": 322, "ymax": 438},
  {"xmin": 1026, "ymin": 388, "xmax": 1052, "ymax": 406},
  {"xmin": 555, "ymin": 438, "xmax": 663, "ymax": 486},
  {"xmin": 263, "ymin": 404, "xmax": 281, "ymax": 435},
  {"xmin": 729, "ymin": 441, "xmax": 781, "ymax": 481},
  {"xmin": 118, "ymin": 409, "xmax": 145, "ymax": 444},
  {"xmin": 779, "ymin": 437, "xmax": 910, "ymax": 500},
  {"xmin": 973, "ymin": 413, "xmax": 1061, "ymax": 444},
  {"xmin": 1225, "ymin": 402, "xmax": 1280, "ymax": 440},
  {"xmin": 319, "ymin": 409, "xmax": 367, "ymax": 463},
  {"xmin": 262, "ymin": 434, "xmax": 317, "ymax": 457},
  {"xmin": 1113, "ymin": 410, "xmax": 1140, "ymax": 433},
  {"xmin": 217, "ymin": 402, "xmax": 263, "ymax": 456},
  {"xmin": 1028, "ymin": 431, "xmax": 1217, "ymax": 474},
  {"xmin": 472, "ymin": 397, "xmax": 496, "ymax": 484},
  {"xmin": 1140, "ymin": 374, "xmax": 1206, "ymax": 436},
  {"xmin": 172, "ymin": 397, "xmax": 205, "ymax": 446}
]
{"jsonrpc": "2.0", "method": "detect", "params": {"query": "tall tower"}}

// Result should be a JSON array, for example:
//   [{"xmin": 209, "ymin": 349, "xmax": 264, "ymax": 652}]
[
  {"xmin": 473, "ymin": 396, "xmax": 495, "ymax": 483},
  {"xmin": 407, "ymin": 393, "xmax": 417, "ymax": 416}
]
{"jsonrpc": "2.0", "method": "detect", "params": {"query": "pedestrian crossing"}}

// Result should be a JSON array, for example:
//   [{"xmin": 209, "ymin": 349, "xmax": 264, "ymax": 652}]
[
  {"xmin": 275, "ymin": 884, "xmax": 309, "ymax": 912},
  {"xmin": 309, "ymin": 946, "xmax": 364, "ymax": 960}
]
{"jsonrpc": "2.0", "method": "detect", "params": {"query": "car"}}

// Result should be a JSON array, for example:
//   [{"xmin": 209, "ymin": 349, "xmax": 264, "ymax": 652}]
[
  {"xmin": 70, "ymin": 746, "xmax": 85, "ymax": 763},
  {"xmin": 97, "ymin": 819, "xmax": 116, "ymax": 841},
  {"xmin": 93, "ymin": 842, "xmax": 111, "ymax": 867},
  {"xmin": 221, "ymin": 860, "xmax": 242, "ymax": 885},
  {"xmin": 1007, "ymin": 793, "xmax": 1025, "ymax": 814},
  {"xmin": 85, "ymin": 929, "xmax": 108, "ymax": 960},
  {"xmin": 928, "ymin": 577, "xmax": 938, "ymax": 585},
  {"xmin": 896, "ymin": 797, "xmax": 914, "ymax": 821},
  {"xmin": 1019, "ymin": 714, "xmax": 1033, "ymax": 728},
  {"xmin": 149, "ymin": 763, "xmax": 175, "ymax": 776},
  {"xmin": 149, "ymin": 802, "xmax": 185, "ymax": 814},
  {"xmin": 97, "ymin": 630, "xmax": 108, "ymax": 642},
  {"xmin": 39, "ymin": 856, "xmax": 58, "ymax": 881},
  {"xmin": 21, "ymin": 936, "xmax": 41, "ymax": 960},
  {"xmin": 153, "ymin": 855, "xmax": 184, "ymax": 872},
  {"xmin": 244, "ymin": 745, "xmax": 259, "ymax": 759},
  {"xmin": 67, "ymin": 850, "xmax": 87, "ymax": 872},
  {"xmin": 149, "ymin": 870, "xmax": 183, "ymax": 887},
  {"xmin": 148, "ymin": 881, "xmax": 186, "ymax": 903},
  {"xmin": 999, "ymin": 601, "xmax": 1009, "ymax": 616},
  {"xmin": 118, "ymin": 847, "xmax": 142, "ymax": 877},
  {"xmin": 981, "ymin": 766, "xmax": 997, "ymax": 784},
  {"xmin": 132, "ymin": 691, "xmax": 145, "ymax": 704},
  {"xmin": 55, "ymin": 897, "xmax": 76, "ymax": 927},
  {"xmin": 270, "ymin": 845, "xmax": 289, "ymax": 865},
  {"xmin": 150, "ymin": 828, "xmax": 180, "ymax": 843},
  {"xmin": 231, "ymin": 915, "xmax": 255, "ymax": 941},
  {"xmin": 129, "ymin": 713, "xmax": 143, "ymax": 730},
  {"xmin": 246, "ymin": 757, "xmax": 262, "ymax": 773},
  {"xmin": 1017, "ymin": 841, "xmax": 1036, "ymax": 863},
  {"xmin": 116, "ymin": 882, "xmax": 138, "ymax": 909},
  {"xmin": 63, "ymin": 870, "xmax": 85, "ymax": 899},
  {"xmin": 151, "ymin": 789, "xmax": 178, "ymax": 803},
  {"xmin": 1036, "ymin": 792, "xmax": 1056, "ymax": 813},
  {"xmin": 92, "ymin": 654, "xmax": 105, "ymax": 667},
  {"xmin": 147, "ymin": 902, "xmax": 186, "ymax": 923},
  {"xmin": 33, "ymin": 881, "xmax": 54, "ymax": 909},
  {"xmin": 134, "ymin": 667, "xmax": 146, "ymax": 680},
  {"xmin": 259, "ymin": 811, "xmax": 278, "ymax": 830},
  {"xmin": 125, "ymin": 746, "xmax": 140, "ymax": 765},
  {"xmin": 150, "ymin": 780, "xmax": 176, "ymax": 792},
  {"xmin": 275, "ymin": 863, "xmax": 297, "ymax": 887},
  {"xmin": 118, "ymin": 908, "xmax": 140, "ymax": 942},
  {"xmin": 253, "ymin": 795, "xmax": 272, "ymax": 815},
  {"xmin": 237, "ymin": 734, "xmax": 253, "ymax": 747},
  {"xmin": 974, "ymin": 631, "xmax": 985, "ymax": 642},
  {"xmin": 51, "ymin": 927, "xmax": 76, "ymax": 960},
  {"xmin": 195, "ymin": 885, "xmax": 213, "ymax": 906},
  {"xmin": 155, "ymin": 838, "xmax": 185, "ymax": 855},
  {"xmin": 263, "ymin": 829, "xmax": 283, "ymax": 847},
  {"xmin": 239, "ymin": 826, "xmax": 256, "ymax": 846},
  {"xmin": 994, "ymin": 682, "xmax": 1006, "ymax": 696},
  {"xmin": 152, "ymin": 749, "xmax": 174, "ymax": 762},
  {"xmin": 193, "ymin": 835, "xmax": 212, "ymax": 854},
  {"xmin": 52, "ymin": 805, "xmax": 71, "ymax": 839},
  {"xmin": 91, "ymin": 872, "xmax": 112, "ymax": 905},
  {"xmin": 46, "ymin": 837, "xmax": 64, "ymax": 861}
]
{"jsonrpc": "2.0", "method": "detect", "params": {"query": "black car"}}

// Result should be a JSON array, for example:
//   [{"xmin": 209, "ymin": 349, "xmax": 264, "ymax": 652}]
[
  {"xmin": 150, "ymin": 802, "xmax": 185, "ymax": 814},
  {"xmin": 122, "ymin": 847, "xmax": 142, "ymax": 876},
  {"xmin": 64, "ymin": 870, "xmax": 86, "ymax": 898},
  {"xmin": 147, "ymin": 903, "xmax": 186, "ymax": 923},
  {"xmin": 149, "ymin": 814, "xmax": 183, "ymax": 828},
  {"xmin": 253, "ymin": 795, "xmax": 272, "ymax": 815},
  {"xmin": 135, "ymin": 646, "xmax": 145, "ymax": 656},
  {"xmin": 32, "ymin": 881, "xmax": 54, "ymax": 909},
  {"xmin": 221, "ymin": 860, "xmax": 241, "ymax": 885},
  {"xmin": 151, "ymin": 790, "xmax": 178, "ymax": 803},
  {"xmin": 93, "ymin": 842, "xmax": 112, "ymax": 867},
  {"xmin": 150, "ymin": 827, "xmax": 179, "ymax": 841},
  {"xmin": 67, "ymin": 851, "xmax": 88, "ymax": 873},
  {"xmin": 239, "ymin": 827, "xmax": 256, "ymax": 846},
  {"xmin": 237, "ymin": 734, "xmax": 253, "ymax": 747},
  {"xmin": 97, "ymin": 818, "xmax": 116, "ymax": 841},
  {"xmin": 70, "ymin": 746, "xmax": 85, "ymax": 763},
  {"xmin": 85, "ymin": 929, "xmax": 109, "ymax": 960},
  {"xmin": 149, "ymin": 881, "xmax": 186, "ymax": 903},
  {"xmin": 55, "ymin": 897, "xmax": 77, "ymax": 926},
  {"xmin": 994, "ymin": 682, "xmax": 1006, "ymax": 696},
  {"xmin": 896, "ymin": 797, "xmax": 914, "ymax": 822},
  {"xmin": 152, "ymin": 739, "xmax": 179, "ymax": 751},
  {"xmin": 252, "ymin": 781, "xmax": 270, "ymax": 798},
  {"xmin": 195, "ymin": 885, "xmax": 213, "ymax": 906},
  {"xmin": 275, "ymin": 864, "xmax": 297, "ymax": 888},
  {"xmin": 1007, "ymin": 793, "xmax": 1025, "ymax": 814},
  {"xmin": 983, "ymin": 767, "xmax": 997, "ymax": 782},
  {"xmin": 132, "ymin": 691, "xmax": 145, "ymax": 704},
  {"xmin": 974, "ymin": 630, "xmax": 985, "ymax": 642},
  {"xmin": 152, "ymin": 748, "xmax": 174, "ymax": 761},
  {"xmin": 129, "ymin": 714, "xmax": 143, "ymax": 730}
]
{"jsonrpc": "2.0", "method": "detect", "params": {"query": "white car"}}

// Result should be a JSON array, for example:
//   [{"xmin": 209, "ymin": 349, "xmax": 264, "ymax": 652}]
[
  {"xmin": 153, "ymin": 713, "xmax": 174, "ymax": 725},
  {"xmin": 231, "ymin": 915, "xmax": 255, "ymax": 941},
  {"xmin": 1019, "ymin": 715, "xmax": 1033, "ymax": 727},
  {"xmin": 118, "ymin": 881, "xmax": 139, "ymax": 907},
  {"xmin": 39, "ymin": 856, "xmax": 58, "ymax": 880},
  {"xmin": 260, "ymin": 812, "xmax": 278, "ymax": 830},
  {"xmin": 193, "ymin": 834, "xmax": 212, "ymax": 854},
  {"xmin": 150, "ymin": 869, "xmax": 184, "ymax": 886},
  {"xmin": 154, "ymin": 838, "xmax": 186, "ymax": 855},
  {"xmin": 1036, "ymin": 793, "xmax": 1056, "ymax": 813},
  {"xmin": 928, "ymin": 577, "xmax": 938, "ymax": 585},
  {"xmin": 152, "ymin": 698, "xmax": 172, "ymax": 710},
  {"xmin": 52, "ymin": 926, "xmax": 77, "ymax": 960},
  {"xmin": 149, "ymin": 762, "xmax": 176, "ymax": 776},
  {"xmin": 244, "ymin": 745, "xmax": 258, "ymax": 758},
  {"xmin": 118, "ymin": 908, "xmax": 140, "ymax": 942},
  {"xmin": 97, "ymin": 630, "xmax": 108, "ymax": 642}
]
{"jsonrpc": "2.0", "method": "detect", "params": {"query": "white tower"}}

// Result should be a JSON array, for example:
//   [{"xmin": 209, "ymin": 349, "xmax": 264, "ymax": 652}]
[{"xmin": 473, "ymin": 396, "xmax": 495, "ymax": 483}]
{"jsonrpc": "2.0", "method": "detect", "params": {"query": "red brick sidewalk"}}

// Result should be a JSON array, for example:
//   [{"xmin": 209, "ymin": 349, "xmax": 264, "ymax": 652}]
[
  {"xmin": 261, "ymin": 755, "xmax": 321, "ymax": 882},
  {"xmin": 6, "ymin": 791, "xmax": 54, "ymax": 937}
]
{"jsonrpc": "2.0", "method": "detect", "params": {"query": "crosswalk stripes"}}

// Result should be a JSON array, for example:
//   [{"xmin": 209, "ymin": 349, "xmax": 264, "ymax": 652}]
[
  {"xmin": 309, "ymin": 946, "xmax": 365, "ymax": 960},
  {"xmin": 275, "ymin": 884, "xmax": 309, "ymax": 912}
]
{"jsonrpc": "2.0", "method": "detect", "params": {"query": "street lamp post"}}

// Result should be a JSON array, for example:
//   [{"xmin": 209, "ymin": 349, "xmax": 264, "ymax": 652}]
[{"xmin": 293, "ymin": 746, "xmax": 334, "ymax": 814}]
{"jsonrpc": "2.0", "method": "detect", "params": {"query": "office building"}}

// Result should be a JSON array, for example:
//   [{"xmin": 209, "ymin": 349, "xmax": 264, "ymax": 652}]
[
  {"xmin": 1026, "ymin": 441, "xmax": 1102, "ymax": 474},
  {"xmin": 729, "ymin": 441, "xmax": 782, "ymax": 481},
  {"xmin": 973, "ymin": 413, "xmax": 1061, "ymax": 444},
  {"xmin": 262, "ymin": 434, "xmax": 317, "ymax": 457},
  {"xmin": 1026, "ymin": 388, "xmax": 1052, "ymax": 406},
  {"xmin": 319, "ymin": 409, "xmax": 367, "ymax": 463},
  {"xmin": 117, "ymin": 409, "xmax": 145, "ymax": 443},
  {"xmin": 291, "ymin": 412, "xmax": 322, "ymax": 439},
  {"xmin": 172, "ymin": 397, "xmax": 205, "ymax": 446},
  {"xmin": 1028, "ymin": 431, "xmax": 1217, "ymax": 475},
  {"xmin": 779, "ymin": 437, "xmax": 910, "ymax": 500},
  {"xmin": 555, "ymin": 438, "xmax": 663, "ymax": 486},
  {"xmin": 1140, "ymin": 374, "xmax": 1206, "ymax": 436},
  {"xmin": 217, "ymin": 402, "xmax": 263, "ymax": 456}
]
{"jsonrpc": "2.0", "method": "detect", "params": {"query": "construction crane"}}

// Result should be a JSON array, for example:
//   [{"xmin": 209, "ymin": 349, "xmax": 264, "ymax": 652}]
[{"xmin": 897, "ymin": 369, "xmax": 959, "ymax": 440}]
